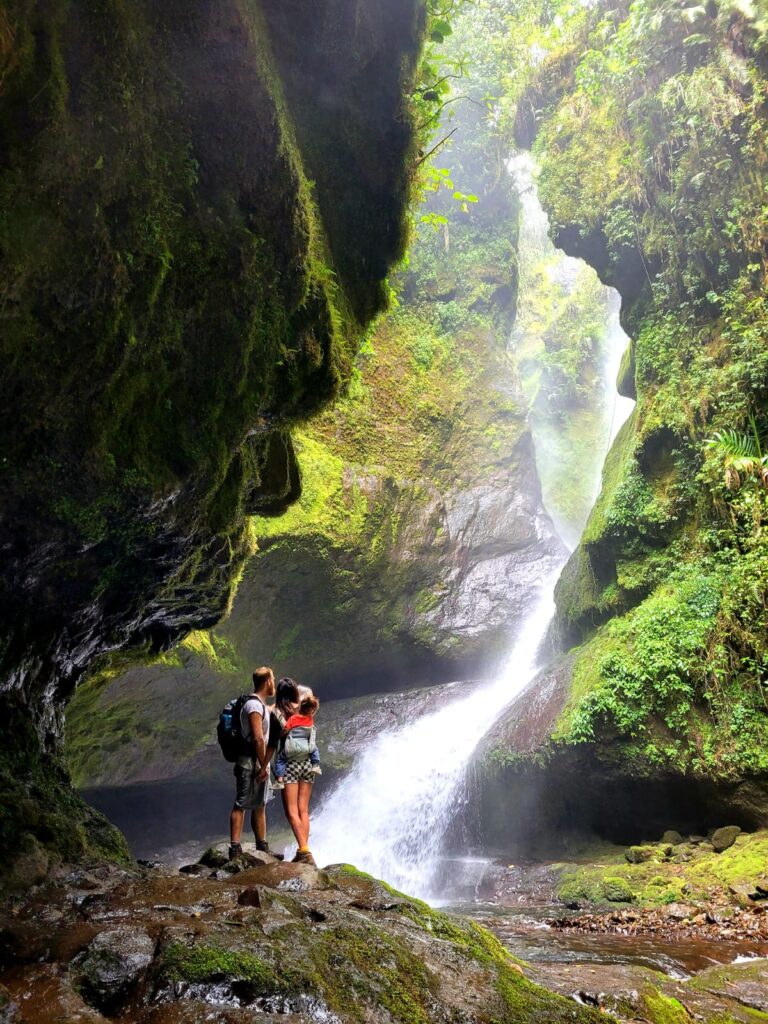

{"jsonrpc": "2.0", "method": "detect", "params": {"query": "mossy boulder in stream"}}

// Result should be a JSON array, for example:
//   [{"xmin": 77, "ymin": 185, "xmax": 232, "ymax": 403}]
[{"xmin": 0, "ymin": 0, "xmax": 425, "ymax": 878}]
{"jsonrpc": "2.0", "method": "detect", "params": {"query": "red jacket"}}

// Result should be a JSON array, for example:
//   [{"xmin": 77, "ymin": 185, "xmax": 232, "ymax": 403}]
[{"xmin": 283, "ymin": 713, "xmax": 314, "ymax": 731}]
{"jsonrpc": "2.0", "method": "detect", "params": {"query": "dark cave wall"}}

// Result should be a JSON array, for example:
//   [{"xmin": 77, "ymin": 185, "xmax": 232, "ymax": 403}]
[{"xmin": 0, "ymin": 0, "xmax": 425, "ymax": 876}]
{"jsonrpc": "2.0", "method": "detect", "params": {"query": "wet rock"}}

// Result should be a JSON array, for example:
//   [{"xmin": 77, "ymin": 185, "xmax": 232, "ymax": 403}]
[
  {"xmin": 729, "ymin": 880, "xmax": 766, "ymax": 903},
  {"xmin": 238, "ymin": 863, "xmax": 329, "ymax": 891},
  {"xmin": 199, "ymin": 844, "xmax": 230, "ymax": 869},
  {"xmin": 711, "ymin": 825, "xmax": 741, "ymax": 853},
  {"xmin": 529, "ymin": 959, "xmax": 768, "ymax": 1024},
  {"xmin": 661, "ymin": 830, "xmax": 684, "ymax": 846},
  {"xmin": 75, "ymin": 926, "xmax": 155, "ymax": 1013},
  {"xmin": 2, "ymin": 964, "xmax": 107, "ymax": 1023},
  {"xmin": 689, "ymin": 834, "xmax": 706, "ymax": 844},
  {"xmin": 664, "ymin": 902, "xmax": 695, "ymax": 921},
  {"xmin": 0, "ymin": 984, "xmax": 14, "ymax": 1024},
  {"xmin": 691, "ymin": 959, "xmax": 768, "ymax": 1012},
  {"xmin": 708, "ymin": 906, "xmax": 735, "ymax": 924},
  {"xmin": 178, "ymin": 863, "xmax": 208, "ymax": 877},
  {"xmin": 325, "ymin": 863, "xmax": 406, "ymax": 911}
]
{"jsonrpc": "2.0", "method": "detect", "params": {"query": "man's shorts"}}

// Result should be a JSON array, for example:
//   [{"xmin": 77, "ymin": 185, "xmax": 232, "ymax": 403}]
[{"xmin": 233, "ymin": 755, "xmax": 271, "ymax": 809}]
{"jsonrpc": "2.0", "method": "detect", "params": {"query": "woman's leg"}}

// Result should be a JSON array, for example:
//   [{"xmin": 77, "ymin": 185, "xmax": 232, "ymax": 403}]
[
  {"xmin": 282, "ymin": 783, "xmax": 303, "ymax": 846},
  {"xmin": 297, "ymin": 780, "xmax": 313, "ymax": 849}
]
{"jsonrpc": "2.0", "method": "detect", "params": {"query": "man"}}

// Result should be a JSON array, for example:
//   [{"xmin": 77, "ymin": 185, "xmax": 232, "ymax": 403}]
[{"xmin": 229, "ymin": 665, "xmax": 283, "ymax": 860}]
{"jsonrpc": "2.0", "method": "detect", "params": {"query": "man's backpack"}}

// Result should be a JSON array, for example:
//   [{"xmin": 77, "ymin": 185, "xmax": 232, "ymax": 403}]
[{"xmin": 217, "ymin": 694, "xmax": 252, "ymax": 762}]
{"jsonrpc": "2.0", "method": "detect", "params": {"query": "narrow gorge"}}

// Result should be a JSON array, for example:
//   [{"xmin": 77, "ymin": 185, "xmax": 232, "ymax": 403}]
[{"xmin": 3, "ymin": 1, "xmax": 768, "ymax": 1023}]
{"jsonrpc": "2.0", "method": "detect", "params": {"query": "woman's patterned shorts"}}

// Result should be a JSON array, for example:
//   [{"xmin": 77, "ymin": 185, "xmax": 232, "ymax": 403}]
[{"xmin": 283, "ymin": 758, "xmax": 316, "ymax": 784}]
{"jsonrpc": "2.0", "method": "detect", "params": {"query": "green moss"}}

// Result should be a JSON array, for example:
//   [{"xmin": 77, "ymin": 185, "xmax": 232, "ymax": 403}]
[
  {"xmin": 554, "ymin": 549, "xmax": 768, "ymax": 777},
  {"xmin": 310, "ymin": 923, "xmax": 434, "ymax": 1024},
  {"xmin": 602, "ymin": 876, "xmax": 634, "ymax": 902},
  {"xmin": 642, "ymin": 992, "xmax": 691, "ymax": 1024},
  {"xmin": 510, "ymin": 0, "xmax": 768, "ymax": 787},
  {"xmin": 0, "ymin": 693, "xmax": 130, "ymax": 879},
  {"xmin": 163, "ymin": 943, "xmax": 279, "ymax": 990},
  {"xmin": 554, "ymin": 830, "xmax": 768, "ymax": 909}
]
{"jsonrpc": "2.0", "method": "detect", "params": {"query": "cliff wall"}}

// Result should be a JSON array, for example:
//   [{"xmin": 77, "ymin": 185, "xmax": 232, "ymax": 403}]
[
  {"xmin": 0, "ymin": 0, "xmax": 424, "ymax": 878},
  {"xmin": 480, "ymin": 0, "xmax": 768, "ymax": 840}
]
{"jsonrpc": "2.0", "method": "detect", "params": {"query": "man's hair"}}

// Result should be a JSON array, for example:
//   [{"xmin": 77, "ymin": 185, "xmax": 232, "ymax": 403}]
[
  {"xmin": 300, "ymin": 694, "xmax": 319, "ymax": 716},
  {"xmin": 252, "ymin": 666, "xmax": 274, "ymax": 691}
]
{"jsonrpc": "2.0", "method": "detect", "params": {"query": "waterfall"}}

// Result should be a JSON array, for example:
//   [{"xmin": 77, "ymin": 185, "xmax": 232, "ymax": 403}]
[
  {"xmin": 309, "ymin": 159, "xmax": 634, "ymax": 901},
  {"xmin": 509, "ymin": 153, "xmax": 634, "ymax": 550},
  {"xmin": 310, "ymin": 574, "xmax": 561, "ymax": 898}
]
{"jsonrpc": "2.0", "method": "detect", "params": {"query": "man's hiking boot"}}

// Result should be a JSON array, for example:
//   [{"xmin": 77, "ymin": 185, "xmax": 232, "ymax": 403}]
[
  {"xmin": 256, "ymin": 839, "xmax": 284, "ymax": 861},
  {"xmin": 292, "ymin": 849, "xmax": 316, "ymax": 866},
  {"xmin": 228, "ymin": 842, "xmax": 243, "ymax": 861}
]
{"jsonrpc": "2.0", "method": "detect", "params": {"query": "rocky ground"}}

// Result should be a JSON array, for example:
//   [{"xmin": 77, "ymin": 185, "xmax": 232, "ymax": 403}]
[
  {"xmin": 528, "ymin": 958, "xmax": 768, "ymax": 1023},
  {"xmin": 2, "ymin": 839, "xmax": 767, "ymax": 1023},
  {"xmin": 460, "ymin": 827, "xmax": 768, "ymax": 1023},
  {"xmin": 0, "ymin": 847, "xmax": 606, "ymax": 1024}
]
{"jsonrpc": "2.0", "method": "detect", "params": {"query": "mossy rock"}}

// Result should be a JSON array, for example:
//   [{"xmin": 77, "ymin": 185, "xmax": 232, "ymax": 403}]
[{"xmin": 602, "ymin": 876, "xmax": 634, "ymax": 902}]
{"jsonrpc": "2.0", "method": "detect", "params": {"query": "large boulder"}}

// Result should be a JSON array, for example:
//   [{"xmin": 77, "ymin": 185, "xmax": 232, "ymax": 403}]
[
  {"xmin": 75, "ymin": 927, "xmax": 155, "ymax": 1014},
  {"xmin": 711, "ymin": 826, "xmax": 741, "ymax": 853}
]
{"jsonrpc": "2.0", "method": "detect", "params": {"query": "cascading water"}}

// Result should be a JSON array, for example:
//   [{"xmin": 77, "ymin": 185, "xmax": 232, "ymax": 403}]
[
  {"xmin": 311, "ymin": 574, "xmax": 561, "ymax": 897},
  {"xmin": 509, "ymin": 153, "xmax": 634, "ymax": 550},
  {"xmin": 310, "ymin": 157, "xmax": 634, "ymax": 901}
]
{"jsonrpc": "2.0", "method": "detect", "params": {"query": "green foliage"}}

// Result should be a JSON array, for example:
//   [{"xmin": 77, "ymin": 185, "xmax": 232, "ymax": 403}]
[
  {"xmin": 529, "ymin": 0, "xmax": 768, "ymax": 311},
  {"xmin": 505, "ymin": 0, "xmax": 768, "ymax": 780},
  {"xmin": 560, "ymin": 554, "xmax": 768, "ymax": 776}
]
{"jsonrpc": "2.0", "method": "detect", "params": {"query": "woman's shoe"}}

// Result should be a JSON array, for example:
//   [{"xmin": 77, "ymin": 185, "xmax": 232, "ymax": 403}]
[{"xmin": 292, "ymin": 849, "xmax": 316, "ymax": 866}]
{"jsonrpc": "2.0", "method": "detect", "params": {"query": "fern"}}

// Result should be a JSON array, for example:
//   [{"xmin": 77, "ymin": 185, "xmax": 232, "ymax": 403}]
[{"xmin": 705, "ymin": 421, "xmax": 768, "ymax": 490}]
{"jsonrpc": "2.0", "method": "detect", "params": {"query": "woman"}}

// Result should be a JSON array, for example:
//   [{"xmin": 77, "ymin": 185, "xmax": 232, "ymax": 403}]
[{"xmin": 274, "ymin": 676, "xmax": 318, "ymax": 866}]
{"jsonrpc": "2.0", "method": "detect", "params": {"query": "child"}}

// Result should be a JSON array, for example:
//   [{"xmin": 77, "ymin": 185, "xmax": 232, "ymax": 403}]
[{"xmin": 273, "ymin": 693, "xmax": 322, "ymax": 789}]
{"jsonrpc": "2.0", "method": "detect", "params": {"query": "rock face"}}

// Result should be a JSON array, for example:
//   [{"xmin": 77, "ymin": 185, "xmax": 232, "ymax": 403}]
[
  {"xmin": 74, "ymin": 927, "xmax": 155, "ymax": 1014},
  {"xmin": 0, "ymin": 0, "xmax": 425, "ymax": 877},
  {"xmin": 711, "ymin": 826, "xmax": 741, "ymax": 854},
  {"xmin": 173, "ymin": 70, "xmax": 566, "ymax": 695}
]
